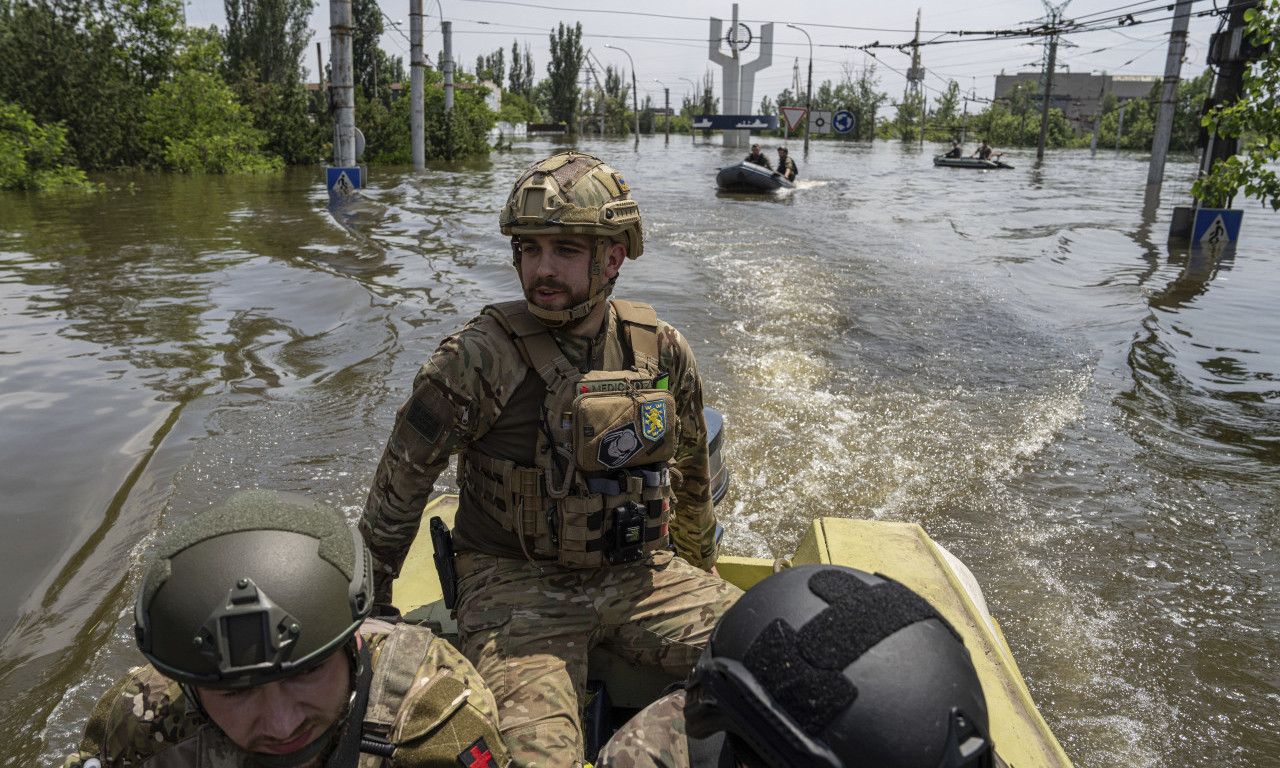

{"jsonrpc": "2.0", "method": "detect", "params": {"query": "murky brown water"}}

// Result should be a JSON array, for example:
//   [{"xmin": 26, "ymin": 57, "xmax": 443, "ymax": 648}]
[{"xmin": 3, "ymin": 138, "xmax": 1278, "ymax": 766}]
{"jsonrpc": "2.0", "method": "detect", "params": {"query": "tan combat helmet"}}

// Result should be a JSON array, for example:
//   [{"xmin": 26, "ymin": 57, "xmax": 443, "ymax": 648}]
[{"xmin": 499, "ymin": 151, "xmax": 643, "ymax": 327}]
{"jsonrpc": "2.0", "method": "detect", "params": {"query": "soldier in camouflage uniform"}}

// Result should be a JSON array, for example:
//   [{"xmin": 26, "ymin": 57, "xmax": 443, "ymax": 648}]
[
  {"xmin": 597, "ymin": 565, "xmax": 1005, "ymax": 768},
  {"xmin": 360, "ymin": 151, "xmax": 740, "ymax": 768},
  {"xmin": 63, "ymin": 490, "xmax": 510, "ymax": 768}
]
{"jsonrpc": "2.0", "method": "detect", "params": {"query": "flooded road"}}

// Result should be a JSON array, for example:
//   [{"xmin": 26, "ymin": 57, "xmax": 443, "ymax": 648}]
[{"xmin": 3, "ymin": 138, "xmax": 1278, "ymax": 766}]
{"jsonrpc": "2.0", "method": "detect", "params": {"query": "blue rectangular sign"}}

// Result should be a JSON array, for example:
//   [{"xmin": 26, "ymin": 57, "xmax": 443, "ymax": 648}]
[
  {"xmin": 692, "ymin": 115, "xmax": 779, "ymax": 131},
  {"xmin": 327, "ymin": 167, "xmax": 362, "ymax": 196},
  {"xmin": 1192, "ymin": 208, "xmax": 1243, "ymax": 244}
]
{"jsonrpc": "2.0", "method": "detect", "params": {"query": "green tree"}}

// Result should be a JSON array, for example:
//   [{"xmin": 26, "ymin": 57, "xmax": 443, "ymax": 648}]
[
  {"xmin": 0, "ymin": 0, "xmax": 184, "ymax": 169},
  {"xmin": 0, "ymin": 100, "xmax": 98, "ymax": 191},
  {"xmin": 508, "ymin": 39, "xmax": 534, "ymax": 98},
  {"xmin": 141, "ymin": 69, "xmax": 282, "ymax": 173},
  {"xmin": 477, "ymin": 48, "xmax": 505, "ymax": 85},
  {"xmin": 931, "ymin": 80, "xmax": 961, "ymax": 139},
  {"xmin": 224, "ymin": 0, "xmax": 314, "ymax": 87},
  {"xmin": 351, "ymin": 0, "xmax": 383, "ymax": 97},
  {"xmin": 546, "ymin": 22, "xmax": 583, "ymax": 129},
  {"xmin": 359, "ymin": 68, "xmax": 494, "ymax": 162},
  {"xmin": 222, "ymin": 0, "xmax": 319, "ymax": 165},
  {"xmin": 1195, "ymin": 0, "xmax": 1280, "ymax": 209},
  {"xmin": 1171, "ymin": 68, "xmax": 1212, "ymax": 152},
  {"xmin": 497, "ymin": 89, "xmax": 540, "ymax": 125},
  {"xmin": 850, "ymin": 64, "xmax": 887, "ymax": 140},
  {"xmin": 139, "ymin": 24, "xmax": 286, "ymax": 172}
]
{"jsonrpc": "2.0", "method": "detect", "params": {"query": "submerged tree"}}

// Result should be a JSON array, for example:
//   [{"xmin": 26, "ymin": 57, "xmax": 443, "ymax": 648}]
[
  {"xmin": 545, "ymin": 22, "xmax": 582, "ymax": 129},
  {"xmin": 224, "ymin": 0, "xmax": 313, "ymax": 87}
]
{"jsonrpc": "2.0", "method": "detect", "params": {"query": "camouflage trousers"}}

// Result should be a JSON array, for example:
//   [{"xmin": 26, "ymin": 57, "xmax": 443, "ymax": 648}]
[{"xmin": 453, "ymin": 549, "xmax": 741, "ymax": 768}]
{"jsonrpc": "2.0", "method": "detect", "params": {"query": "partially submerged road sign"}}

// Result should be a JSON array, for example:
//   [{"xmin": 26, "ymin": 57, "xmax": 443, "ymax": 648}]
[
  {"xmin": 1193, "ymin": 208, "xmax": 1243, "ymax": 245},
  {"xmin": 327, "ymin": 167, "xmax": 362, "ymax": 197}
]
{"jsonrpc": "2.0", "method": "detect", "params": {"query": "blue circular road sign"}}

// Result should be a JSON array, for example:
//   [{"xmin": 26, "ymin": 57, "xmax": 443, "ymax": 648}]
[{"xmin": 833, "ymin": 109, "xmax": 855, "ymax": 134}]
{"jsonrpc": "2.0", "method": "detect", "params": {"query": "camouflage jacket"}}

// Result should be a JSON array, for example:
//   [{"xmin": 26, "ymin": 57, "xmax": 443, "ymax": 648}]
[
  {"xmin": 361, "ymin": 302, "xmax": 719, "ymax": 598},
  {"xmin": 61, "ymin": 620, "xmax": 510, "ymax": 768},
  {"xmin": 596, "ymin": 691, "xmax": 689, "ymax": 768}
]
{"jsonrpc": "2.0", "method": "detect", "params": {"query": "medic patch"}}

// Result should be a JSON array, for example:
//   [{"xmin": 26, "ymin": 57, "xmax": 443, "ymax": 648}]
[
  {"xmin": 458, "ymin": 738, "xmax": 495, "ymax": 768},
  {"xmin": 641, "ymin": 400, "xmax": 667, "ymax": 441},
  {"xmin": 598, "ymin": 423, "xmax": 644, "ymax": 469}
]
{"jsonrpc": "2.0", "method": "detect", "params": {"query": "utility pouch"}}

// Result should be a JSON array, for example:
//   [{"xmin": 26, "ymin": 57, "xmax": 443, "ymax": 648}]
[
  {"xmin": 429, "ymin": 516, "xmax": 458, "ymax": 610},
  {"xmin": 572, "ymin": 386, "xmax": 678, "ymax": 472}
]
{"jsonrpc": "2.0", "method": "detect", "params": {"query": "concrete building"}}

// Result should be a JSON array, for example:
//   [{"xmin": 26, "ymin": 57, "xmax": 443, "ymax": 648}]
[{"xmin": 994, "ymin": 72, "xmax": 1161, "ymax": 133}]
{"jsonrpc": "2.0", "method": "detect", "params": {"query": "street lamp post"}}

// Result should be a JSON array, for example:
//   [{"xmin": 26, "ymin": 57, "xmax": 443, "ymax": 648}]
[
  {"xmin": 605, "ymin": 44, "xmax": 639, "ymax": 144},
  {"xmin": 787, "ymin": 23, "xmax": 813, "ymax": 156},
  {"xmin": 653, "ymin": 79, "xmax": 670, "ymax": 143},
  {"xmin": 678, "ymin": 76, "xmax": 696, "ymax": 144}
]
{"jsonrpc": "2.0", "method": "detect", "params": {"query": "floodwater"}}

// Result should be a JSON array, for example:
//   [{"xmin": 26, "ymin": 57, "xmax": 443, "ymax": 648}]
[{"xmin": 2, "ymin": 137, "xmax": 1278, "ymax": 767}]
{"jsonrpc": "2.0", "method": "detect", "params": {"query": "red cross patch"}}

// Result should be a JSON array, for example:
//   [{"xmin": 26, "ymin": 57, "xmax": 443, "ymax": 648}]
[{"xmin": 458, "ymin": 738, "xmax": 494, "ymax": 768}]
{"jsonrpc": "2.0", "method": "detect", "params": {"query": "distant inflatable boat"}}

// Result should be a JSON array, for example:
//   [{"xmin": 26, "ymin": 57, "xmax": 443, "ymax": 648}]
[
  {"xmin": 933, "ymin": 155, "xmax": 1014, "ymax": 169},
  {"xmin": 716, "ymin": 161, "xmax": 796, "ymax": 193}
]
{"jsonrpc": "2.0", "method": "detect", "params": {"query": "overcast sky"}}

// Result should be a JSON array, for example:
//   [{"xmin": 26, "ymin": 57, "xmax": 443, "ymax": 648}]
[{"xmin": 182, "ymin": 0, "xmax": 1225, "ymax": 106}]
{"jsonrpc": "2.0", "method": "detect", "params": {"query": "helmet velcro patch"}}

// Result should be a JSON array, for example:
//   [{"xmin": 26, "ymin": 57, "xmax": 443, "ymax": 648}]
[{"xmin": 740, "ymin": 570, "xmax": 959, "ymax": 735}]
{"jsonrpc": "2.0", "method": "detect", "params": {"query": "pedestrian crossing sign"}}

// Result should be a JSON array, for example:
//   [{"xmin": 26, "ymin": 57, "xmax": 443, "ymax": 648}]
[{"xmin": 327, "ymin": 167, "xmax": 362, "ymax": 197}]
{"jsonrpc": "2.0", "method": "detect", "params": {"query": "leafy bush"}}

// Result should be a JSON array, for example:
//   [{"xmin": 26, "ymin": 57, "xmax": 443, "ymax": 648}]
[
  {"xmin": 140, "ymin": 70, "xmax": 282, "ymax": 173},
  {"xmin": 0, "ymin": 101, "xmax": 98, "ymax": 191},
  {"xmin": 358, "ymin": 70, "xmax": 495, "ymax": 163}
]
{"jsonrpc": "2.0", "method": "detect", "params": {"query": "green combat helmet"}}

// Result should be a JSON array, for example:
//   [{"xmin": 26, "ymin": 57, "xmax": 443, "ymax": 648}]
[
  {"xmin": 134, "ymin": 489, "xmax": 374, "ymax": 690},
  {"xmin": 499, "ymin": 150, "xmax": 643, "ymax": 327}
]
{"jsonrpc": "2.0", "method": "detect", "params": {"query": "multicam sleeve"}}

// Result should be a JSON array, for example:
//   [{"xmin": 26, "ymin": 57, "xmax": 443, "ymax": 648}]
[
  {"xmin": 596, "ymin": 690, "xmax": 689, "ymax": 768},
  {"xmin": 62, "ymin": 666, "xmax": 199, "ymax": 767},
  {"xmin": 361, "ymin": 315, "xmax": 514, "ymax": 603},
  {"xmin": 369, "ymin": 625, "xmax": 513, "ymax": 767},
  {"xmin": 658, "ymin": 322, "xmax": 719, "ymax": 570}
]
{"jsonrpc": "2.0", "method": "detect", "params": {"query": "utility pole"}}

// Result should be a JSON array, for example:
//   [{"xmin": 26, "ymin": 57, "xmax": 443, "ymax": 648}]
[
  {"xmin": 664, "ymin": 86, "xmax": 670, "ymax": 142},
  {"xmin": 443, "ymin": 20, "xmax": 454, "ymax": 112},
  {"xmin": 1115, "ymin": 101, "xmax": 1126, "ymax": 150},
  {"xmin": 316, "ymin": 43, "xmax": 325, "ymax": 94},
  {"xmin": 786, "ymin": 24, "xmax": 813, "ymax": 156},
  {"xmin": 410, "ymin": 0, "xmax": 424, "ymax": 171},
  {"xmin": 1089, "ymin": 82, "xmax": 1104, "ymax": 155},
  {"xmin": 905, "ymin": 10, "xmax": 924, "ymax": 145},
  {"xmin": 1145, "ymin": 0, "xmax": 1193, "ymax": 201},
  {"xmin": 330, "ymin": 0, "xmax": 356, "ymax": 167},
  {"xmin": 1036, "ymin": 0, "xmax": 1069, "ymax": 162}
]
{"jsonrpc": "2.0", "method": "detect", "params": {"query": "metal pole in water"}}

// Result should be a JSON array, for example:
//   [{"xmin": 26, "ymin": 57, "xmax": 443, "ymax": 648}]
[
  {"xmin": 1146, "ymin": 0, "xmax": 1192, "ymax": 197},
  {"xmin": 411, "ymin": 0, "xmax": 424, "ymax": 171},
  {"xmin": 330, "ymin": 0, "xmax": 355, "ymax": 167},
  {"xmin": 443, "ymin": 21, "xmax": 454, "ymax": 112}
]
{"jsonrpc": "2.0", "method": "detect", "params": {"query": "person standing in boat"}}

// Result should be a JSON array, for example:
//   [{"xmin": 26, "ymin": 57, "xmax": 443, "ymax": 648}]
[
  {"xmin": 776, "ymin": 146, "xmax": 798, "ymax": 181},
  {"xmin": 361, "ymin": 150, "xmax": 740, "ymax": 768},
  {"xmin": 598, "ymin": 565, "xmax": 1006, "ymax": 768},
  {"xmin": 973, "ymin": 139, "xmax": 994, "ymax": 160},
  {"xmin": 62, "ymin": 490, "xmax": 511, "ymax": 768},
  {"xmin": 744, "ymin": 143, "xmax": 772, "ymax": 168},
  {"xmin": 945, "ymin": 141, "xmax": 963, "ymax": 158}
]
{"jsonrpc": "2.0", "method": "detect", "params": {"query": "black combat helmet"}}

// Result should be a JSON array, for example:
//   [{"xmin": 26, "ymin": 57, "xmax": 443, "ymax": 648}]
[
  {"xmin": 684, "ymin": 564, "xmax": 995, "ymax": 768},
  {"xmin": 134, "ymin": 489, "xmax": 374, "ymax": 689}
]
